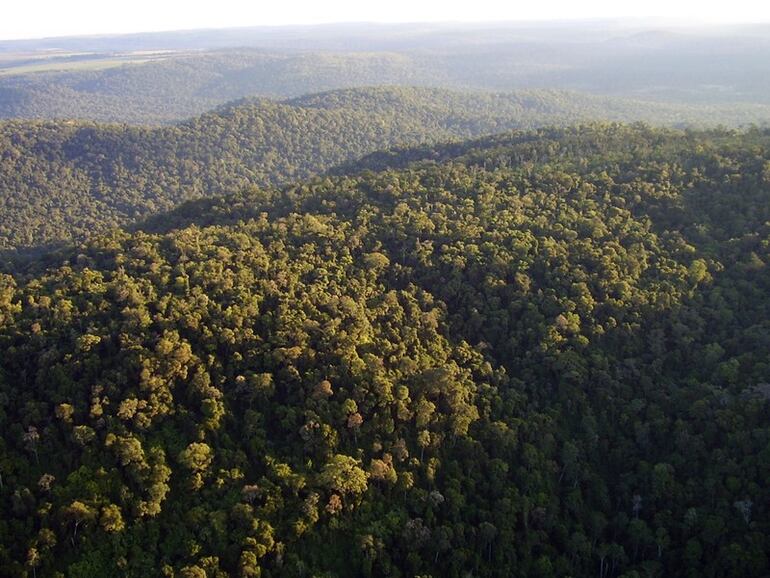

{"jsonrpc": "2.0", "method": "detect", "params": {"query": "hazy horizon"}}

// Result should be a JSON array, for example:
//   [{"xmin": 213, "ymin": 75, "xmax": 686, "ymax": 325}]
[{"xmin": 3, "ymin": 0, "xmax": 770, "ymax": 41}]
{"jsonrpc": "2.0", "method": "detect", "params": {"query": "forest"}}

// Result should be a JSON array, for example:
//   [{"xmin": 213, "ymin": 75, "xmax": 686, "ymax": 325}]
[
  {"xmin": 1, "ymin": 15, "xmax": 769, "ymax": 577},
  {"xmin": 7, "ymin": 85, "xmax": 764, "ymax": 257},
  {"xmin": 0, "ymin": 123, "xmax": 768, "ymax": 577}
]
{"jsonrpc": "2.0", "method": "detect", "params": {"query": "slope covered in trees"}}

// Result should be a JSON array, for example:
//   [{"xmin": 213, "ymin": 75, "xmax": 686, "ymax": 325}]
[
  {"xmin": 0, "ymin": 125, "xmax": 768, "ymax": 577},
  {"xmin": 6, "ymin": 86, "xmax": 766, "ymax": 256}
]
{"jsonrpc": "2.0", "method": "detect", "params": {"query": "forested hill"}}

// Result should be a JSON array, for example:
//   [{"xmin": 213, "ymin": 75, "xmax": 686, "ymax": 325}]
[
  {"xmin": 0, "ymin": 86, "xmax": 556, "ymax": 253},
  {"xmin": 5, "ymin": 86, "xmax": 765, "ymax": 256},
  {"xmin": 1, "ymin": 125, "xmax": 769, "ymax": 577}
]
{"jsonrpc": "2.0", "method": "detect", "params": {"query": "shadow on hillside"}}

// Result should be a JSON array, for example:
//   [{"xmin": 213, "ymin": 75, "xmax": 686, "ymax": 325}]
[
  {"xmin": 326, "ymin": 143, "xmax": 458, "ymax": 176},
  {"xmin": 131, "ymin": 187, "xmax": 279, "ymax": 237},
  {"xmin": 0, "ymin": 242, "xmax": 72, "ymax": 276}
]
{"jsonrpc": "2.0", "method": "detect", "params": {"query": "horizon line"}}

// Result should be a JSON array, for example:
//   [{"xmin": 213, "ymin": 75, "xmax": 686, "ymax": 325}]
[{"xmin": 2, "ymin": 17, "xmax": 769, "ymax": 44}]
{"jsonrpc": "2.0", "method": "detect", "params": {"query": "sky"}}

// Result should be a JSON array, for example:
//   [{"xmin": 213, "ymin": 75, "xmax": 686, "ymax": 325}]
[{"xmin": 2, "ymin": 0, "xmax": 770, "ymax": 40}]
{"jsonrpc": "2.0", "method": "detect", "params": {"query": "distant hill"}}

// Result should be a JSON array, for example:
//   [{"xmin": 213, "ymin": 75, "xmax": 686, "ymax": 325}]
[
  {"xmin": 6, "ymin": 85, "xmax": 769, "ymax": 256},
  {"xmin": 0, "ymin": 51, "xmax": 447, "ymax": 124},
  {"xmin": 1, "ymin": 22, "xmax": 770, "ymax": 124}
]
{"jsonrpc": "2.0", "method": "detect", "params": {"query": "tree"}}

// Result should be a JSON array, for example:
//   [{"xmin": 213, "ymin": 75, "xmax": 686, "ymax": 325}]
[
  {"xmin": 179, "ymin": 442, "xmax": 214, "ymax": 490},
  {"xmin": 318, "ymin": 455, "xmax": 368, "ymax": 499},
  {"xmin": 100, "ymin": 504, "xmax": 125, "ymax": 533},
  {"xmin": 61, "ymin": 501, "xmax": 97, "ymax": 545}
]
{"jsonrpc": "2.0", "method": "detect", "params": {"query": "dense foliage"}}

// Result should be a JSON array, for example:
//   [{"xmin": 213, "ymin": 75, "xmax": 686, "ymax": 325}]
[
  {"xmin": 1, "ymin": 125, "xmax": 769, "ymax": 577},
  {"xmin": 6, "ymin": 86, "xmax": 754, "ymax": 256}
]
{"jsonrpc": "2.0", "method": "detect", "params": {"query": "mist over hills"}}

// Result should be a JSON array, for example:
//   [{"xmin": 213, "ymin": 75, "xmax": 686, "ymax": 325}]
[
  {"xmin": 3, "ymin": 20, "xmax": 770, "ymax": 53},
  {"xmin": 1, "ymin": 22, "xmax": 770, "ymax": 124}
]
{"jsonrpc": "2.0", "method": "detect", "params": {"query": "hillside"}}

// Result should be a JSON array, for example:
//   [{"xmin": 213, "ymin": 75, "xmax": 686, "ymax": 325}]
[
  {"xmin": 0, "ymin": 125, "xmax": 768, "ymax": 577},
  {"xmin": 7, "ymin": 86, "xmax": 769, "ymax": 257}
]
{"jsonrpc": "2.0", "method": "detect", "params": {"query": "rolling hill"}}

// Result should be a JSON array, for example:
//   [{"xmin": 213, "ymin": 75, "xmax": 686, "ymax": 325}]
[{"xmin": 6, "ymin": 86, "xmax": 769, "ymax": 257}]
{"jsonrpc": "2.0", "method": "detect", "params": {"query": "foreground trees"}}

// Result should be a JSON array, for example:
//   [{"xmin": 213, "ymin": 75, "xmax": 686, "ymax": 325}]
[{"xmin": 0, "ymin": 125, "xmax": 768, "ymax": 576}]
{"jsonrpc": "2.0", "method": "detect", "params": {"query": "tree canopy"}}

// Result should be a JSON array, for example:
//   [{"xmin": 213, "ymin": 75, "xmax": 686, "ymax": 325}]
[{"xmin": 0, "ymin": 124, "xmax": 769, "ymax": 576}]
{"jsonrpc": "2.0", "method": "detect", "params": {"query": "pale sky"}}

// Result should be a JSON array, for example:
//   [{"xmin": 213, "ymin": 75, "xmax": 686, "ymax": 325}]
[{"xmin": 2, "ymin": 0, "xmax": 770, "ymax": 40}]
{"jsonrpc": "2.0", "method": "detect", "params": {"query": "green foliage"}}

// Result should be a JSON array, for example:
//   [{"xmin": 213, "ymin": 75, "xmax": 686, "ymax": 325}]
[{"xmin": 0, "ymin": 124, "xmax": 769, "ymax": 576}]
